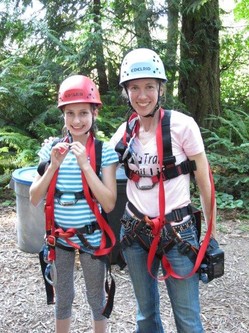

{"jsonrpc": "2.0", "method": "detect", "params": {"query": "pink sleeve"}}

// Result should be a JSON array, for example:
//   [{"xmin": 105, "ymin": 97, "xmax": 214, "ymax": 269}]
[{"xmin": 171, "ymin": 111, "xmax": 205, "ymax": 159}]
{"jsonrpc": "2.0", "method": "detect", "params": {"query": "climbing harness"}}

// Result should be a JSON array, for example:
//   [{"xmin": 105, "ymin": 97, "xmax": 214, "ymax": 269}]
[
  {"xmin": 39, "ymin": 133, "xmax": 116, "ymax": 317},
  {"xmin": 115, "ymin": 109, "xmax": 196, "ymax": 189},
  {"xmin": 116, "ymin": 108, "xmax": 219, "ymax": 281}
]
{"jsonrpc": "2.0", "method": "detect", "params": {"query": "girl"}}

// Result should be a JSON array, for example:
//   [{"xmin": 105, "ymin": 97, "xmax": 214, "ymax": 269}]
[{"xmin": 30, "ymin": 75, "xmax": 118, "ymax": 333}]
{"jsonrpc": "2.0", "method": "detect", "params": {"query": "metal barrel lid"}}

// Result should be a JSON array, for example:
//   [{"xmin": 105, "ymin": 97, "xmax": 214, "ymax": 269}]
[{"xmin": 12, "ymin": 167, "xmax": 37, "ymax": 186}]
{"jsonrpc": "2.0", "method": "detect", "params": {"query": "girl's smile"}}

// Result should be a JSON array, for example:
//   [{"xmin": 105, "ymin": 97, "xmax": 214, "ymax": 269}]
[{"xmin": 63, "ymin": 103, "xmax": 95, "ymax": 139}]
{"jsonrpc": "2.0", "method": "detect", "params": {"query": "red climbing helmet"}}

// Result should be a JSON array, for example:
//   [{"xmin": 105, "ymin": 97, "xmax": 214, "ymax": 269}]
[{"xmin": 58, "ymin": 75, "xmax": 102, "ymax": 108}]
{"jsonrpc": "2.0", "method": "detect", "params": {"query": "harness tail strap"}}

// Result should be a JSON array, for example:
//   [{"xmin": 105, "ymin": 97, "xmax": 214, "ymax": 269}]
[
  {"xmin": 147, "ymin": 108, "xmax": 166, "ymax": 278},
  {"xmin": 158, "ymin": 163, "xmax": 215, "ymax": 280},
  {"xmin": 45, "ymin": 169, "xmax": 59, "ymax": 262},
  {"xmin": 81, "ymin": 134, "xmax": 116, "ymax": 256},
  {"xmin": 146, "ymin": 110, "xmax": 215, "ymax": 280}
]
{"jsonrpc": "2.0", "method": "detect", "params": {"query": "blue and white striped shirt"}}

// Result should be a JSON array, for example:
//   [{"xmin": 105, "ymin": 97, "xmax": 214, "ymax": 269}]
[{"xmin": 39, "ymin": 139, "xmax": 119, "ymax": 253}]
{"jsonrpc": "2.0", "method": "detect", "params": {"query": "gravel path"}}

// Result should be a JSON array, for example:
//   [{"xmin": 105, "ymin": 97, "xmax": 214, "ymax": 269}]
[{"xmin": 0, "ymin": 200, "xmax": 249, "ymax": 333}]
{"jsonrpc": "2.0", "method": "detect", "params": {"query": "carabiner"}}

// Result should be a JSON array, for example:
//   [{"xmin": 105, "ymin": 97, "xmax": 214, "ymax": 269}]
[{"xmin": 45, "ymin": 262, "xmax": 57, "ymax": 287}]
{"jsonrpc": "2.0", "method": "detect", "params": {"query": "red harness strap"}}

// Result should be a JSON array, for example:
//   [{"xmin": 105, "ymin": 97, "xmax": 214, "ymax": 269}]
[
  {"xmin": 45, "ymin": 169, "xmax": 58, "ymax": 262},
  {"xmin": 147, "ymin": 108, "xmax": 167, "ymax": 278},
  {"xmin": 44, "ymin": 134, "xmax": 116, "ymax": 259},
  {"xmin": 81, "ymin": 134, "xmax": 116, "ymax": 256},
  {"xmin": 145, "ymin": 109, "xmax": 215, "ymax": 280}
]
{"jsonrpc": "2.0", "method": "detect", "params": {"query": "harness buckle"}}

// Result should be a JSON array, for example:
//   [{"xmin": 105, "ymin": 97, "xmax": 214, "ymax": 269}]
[
  {"xmin": 171, "ymin": 208, "xmax": 184, "ymax": 222},
  {"xmin": 85, "ymin": 224, "xmax": 95, "ymax": 234},
  {"xmin": 177, "ymin": 241, "xmax": 192, "ymax": 255},
  {"xmin": 144, "ymin": 216, "xmax": 154, "ymax": 227},
  {"xmin": 135, "ymin": 175, "xmax": 157, "ymax": 190}
]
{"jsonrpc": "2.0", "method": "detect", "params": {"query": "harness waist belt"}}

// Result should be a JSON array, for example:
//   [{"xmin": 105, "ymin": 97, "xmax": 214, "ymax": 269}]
[
  {"xmin": 127, "ymin": 201, "xmax": 193, "ymax": 223},
  {"xmin": 55, "ymin": 222, "xmax": 100, "ymax": 235},
  {"xmin": 122, "ymin": 214, "xmax": 195, "ymax": 235}
]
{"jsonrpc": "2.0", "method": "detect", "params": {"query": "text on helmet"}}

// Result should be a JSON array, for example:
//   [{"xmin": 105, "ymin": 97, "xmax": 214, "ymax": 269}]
[{"xmin": 131, "ymin": 67, "xmax": 151, "ymax": 72}]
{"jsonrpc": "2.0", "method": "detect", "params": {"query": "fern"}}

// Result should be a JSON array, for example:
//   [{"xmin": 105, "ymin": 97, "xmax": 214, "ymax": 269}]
[
  {"xmin": 202, "ymin": 107, "xmax": 249, "ymax": 211},
  {"xmin": 0, "ymin": 127, "xmax": 40, "ymax": 184}
]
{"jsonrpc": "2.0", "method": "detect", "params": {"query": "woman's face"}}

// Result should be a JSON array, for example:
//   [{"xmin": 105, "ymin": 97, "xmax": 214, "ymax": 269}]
[
  {"xmin": 63, "ymin": 103, "xmax": 96, "ymax": 138},
  {"xmin": 126, "ymin": 78, "xmax": 163, "ymax": 117}
]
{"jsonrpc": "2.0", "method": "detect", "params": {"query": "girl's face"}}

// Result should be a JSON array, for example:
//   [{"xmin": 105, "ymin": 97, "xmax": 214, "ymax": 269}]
[
  {"xmin": 63, "ymin": 103, "xmax": 96, "ymax": 138},
  {"xmin": 126, "ymin": 78, "xmax": 163, "ymax": 117}
]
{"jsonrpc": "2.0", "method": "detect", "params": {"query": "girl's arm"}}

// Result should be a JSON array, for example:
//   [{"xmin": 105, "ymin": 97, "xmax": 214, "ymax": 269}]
[{"xmin": 29, "ymin": 142, "xmax": 69, "ymax": 206}]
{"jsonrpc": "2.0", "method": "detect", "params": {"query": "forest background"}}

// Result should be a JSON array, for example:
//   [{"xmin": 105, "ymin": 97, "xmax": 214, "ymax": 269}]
[{"xmin": 0, "ymin": 0, "xmax": 248, "ymax": 218}]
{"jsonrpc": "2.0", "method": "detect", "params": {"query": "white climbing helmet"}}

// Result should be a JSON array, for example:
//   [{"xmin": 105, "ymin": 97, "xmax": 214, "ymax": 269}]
[{"xmin": 119, "ymin": 48, "xmax": 167, "ymax": 86}]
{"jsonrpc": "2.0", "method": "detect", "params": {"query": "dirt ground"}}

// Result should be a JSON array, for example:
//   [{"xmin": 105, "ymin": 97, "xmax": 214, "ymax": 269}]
[{"xmin": 0, "ymin": 189, "xmax": 249, "ymax": 333}]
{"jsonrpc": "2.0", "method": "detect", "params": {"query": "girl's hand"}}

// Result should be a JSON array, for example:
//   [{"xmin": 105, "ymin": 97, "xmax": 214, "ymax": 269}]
[
  {"xmin": 69, "ymin": 142, "xmax": 89, "ymax": 168},
  {"xmin": 50, "ymin": 142, "xmax": 70, "ymax": 168}
]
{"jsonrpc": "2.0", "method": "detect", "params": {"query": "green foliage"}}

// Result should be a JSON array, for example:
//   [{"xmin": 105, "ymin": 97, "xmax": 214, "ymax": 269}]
[
  {"xmin": 96, "ymin": 91, "xmax": 128, "ymax": 140},
  {"xmin": 234, "ymin": 0, "xmax": 249, "ymax": 26},
  {"xmin": 216, "ymin": 192, "xmax": 244, "ymax": 210},
  {"xmin": 182, "ymin": 0, "xmax": 213, "ymax": 15},
  {"xmin": 0, "ymin": 126, "xmax": 40, "ymax": 184},
  {"xmin": 29, "ymin": 106, "xmax": 63, "ymax": 140},
  {"xmin": 202, "ymin": 108, "xmax": 249, "ymax": 212},
  {"xmin": 220, "ymin": 33, "xmax": 249, "ymax": 110}
]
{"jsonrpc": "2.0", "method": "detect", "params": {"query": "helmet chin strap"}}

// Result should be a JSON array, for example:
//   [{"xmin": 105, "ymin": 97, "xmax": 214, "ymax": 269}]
[{"xmin": 144, "ymin": 102, "xmax": 160, "ymax": 118}]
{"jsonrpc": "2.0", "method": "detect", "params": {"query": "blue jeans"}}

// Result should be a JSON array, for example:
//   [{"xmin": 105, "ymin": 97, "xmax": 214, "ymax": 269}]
[{"xmin": 121, "ymin": 217, "xmax": 204, "ymax": 333}]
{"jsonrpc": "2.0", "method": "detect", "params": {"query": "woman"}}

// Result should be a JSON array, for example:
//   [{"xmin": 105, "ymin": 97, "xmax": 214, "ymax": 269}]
[
  {"xmin": 30, "ymin": 75, "xmax": 118, "ymax": 333},
  {"xmin": 110, "ymin": 48, "xmax": 217, "ymax": 333}
]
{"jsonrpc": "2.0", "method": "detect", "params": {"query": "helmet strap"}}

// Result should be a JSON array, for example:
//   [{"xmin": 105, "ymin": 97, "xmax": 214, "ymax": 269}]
[{"xmin": 85, "ymin": 114, "xmax": 96, "ymax": 135}]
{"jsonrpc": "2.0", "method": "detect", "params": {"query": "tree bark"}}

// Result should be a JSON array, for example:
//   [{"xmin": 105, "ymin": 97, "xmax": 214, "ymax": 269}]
[
  {"xmin": 131, "ymin": 0, "xmax": 152, "ymax": 48},
  {"xmin": 93, "ymin": 0, "xmax": 109, "ymax": 94},
  {"xmin": 166, "ymin": 0, "xmax": 180, "ymax": 98},
  {"xmin": 178, "ymin": 0, "xmax": 221, "ymax": 128}
]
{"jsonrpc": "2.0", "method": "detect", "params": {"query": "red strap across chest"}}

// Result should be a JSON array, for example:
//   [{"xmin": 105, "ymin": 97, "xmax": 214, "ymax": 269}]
[{"xmin": 45, "ymin": 134, "xmax": 116, "ymax": 260}]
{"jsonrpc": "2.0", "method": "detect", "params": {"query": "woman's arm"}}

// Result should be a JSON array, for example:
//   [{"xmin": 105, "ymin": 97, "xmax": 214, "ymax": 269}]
[{"xmin": 189, "ymin": 151, "xmax": 217, "ymax": 239}]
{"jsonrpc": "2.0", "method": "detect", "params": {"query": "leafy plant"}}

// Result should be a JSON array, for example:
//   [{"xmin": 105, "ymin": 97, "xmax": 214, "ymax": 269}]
[
  {"xmin": 0, "ymin": 127, "xmax": 40, "ymax": 184},
  {"xmin": 202, "ymin": 107, "xmax": 249, "ymax": 212}
]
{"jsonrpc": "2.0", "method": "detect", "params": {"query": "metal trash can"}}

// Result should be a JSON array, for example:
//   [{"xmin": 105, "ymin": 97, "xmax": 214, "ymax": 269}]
[
  {"xmin": 12, "ymin": 167, "xmax": 45, "ymax": 253},
  {"xmin": 11, "ymin": 166, "xmax": 128, "ymax": 259}
]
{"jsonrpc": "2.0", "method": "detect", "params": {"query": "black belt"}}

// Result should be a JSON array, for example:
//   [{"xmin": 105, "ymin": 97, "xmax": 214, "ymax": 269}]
[
  {"xmin": 123, "ymin": 212, "xmax": 195, "ymax": 235},
  {"xmin": 127, "ymin": 201, "xmax": 194, "ymax": 223},
  {"xmin": 77, "ymin": 223, "xmax": 100, "ymax": 234}
]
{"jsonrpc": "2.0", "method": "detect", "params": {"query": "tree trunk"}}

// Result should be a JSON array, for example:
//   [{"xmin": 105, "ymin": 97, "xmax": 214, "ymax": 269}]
[
  {"xmin": 178, "ymin": 0, "xmax": 221, "ymax": 128},
  {"xmin": 93, "ymin": 0, "xmax": 109, "ymax": 94},
  {"xmin": 166, "ymin": 0, "xmax": 180, "ymax": 98},
  {"xmin": 131, "ymin": 0, "xmax": 152, "ymax": 48}
]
